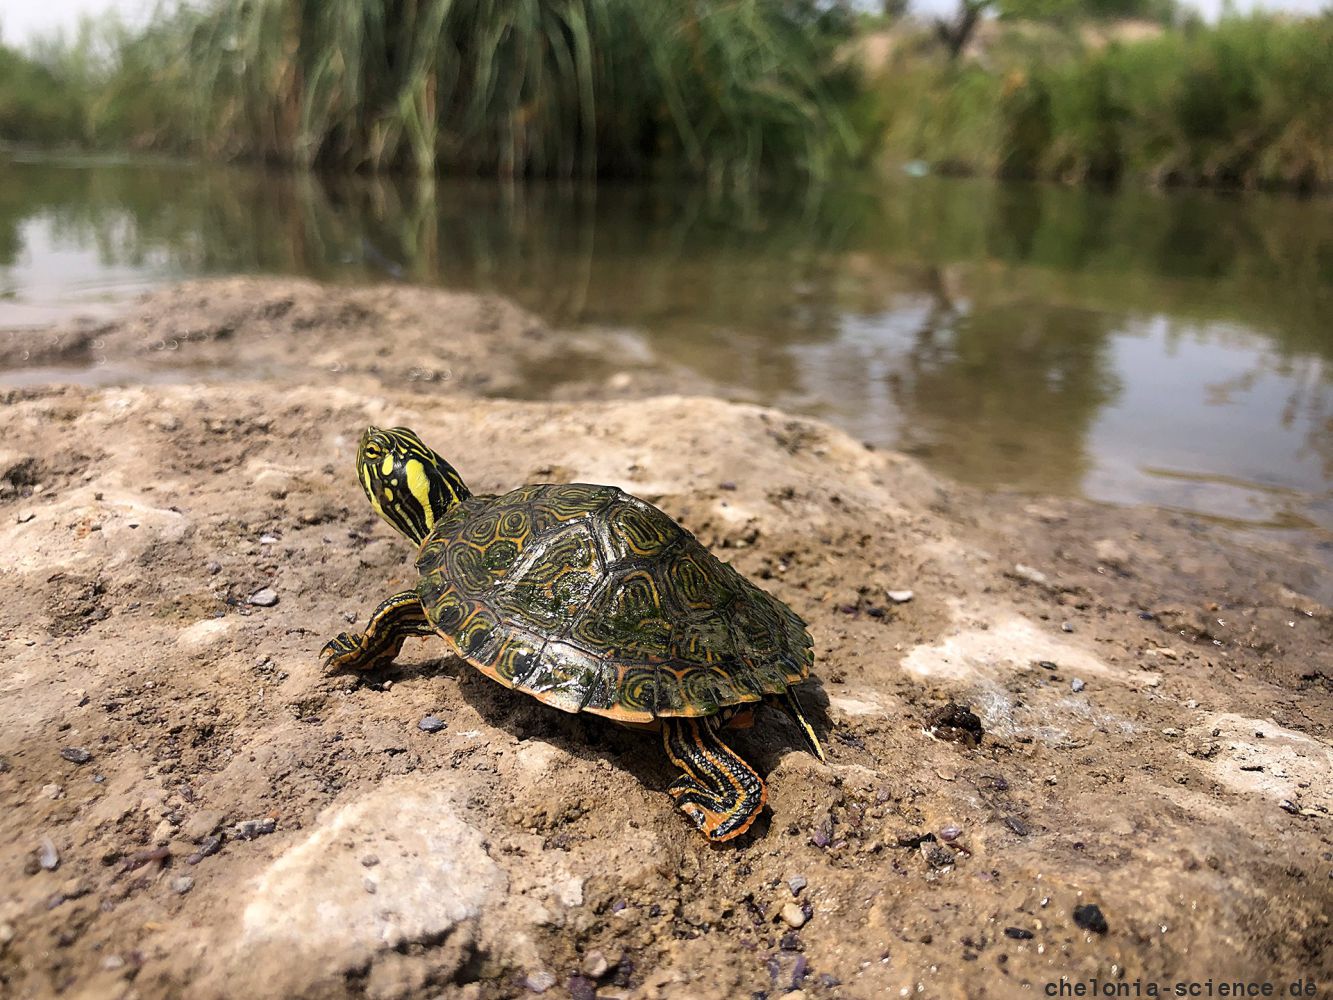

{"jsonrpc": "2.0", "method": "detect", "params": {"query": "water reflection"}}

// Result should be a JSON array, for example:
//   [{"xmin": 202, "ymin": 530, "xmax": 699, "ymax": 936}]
[{"xmin": 0, "ymin": 154, "xmax": 1329, "ymax": 538}]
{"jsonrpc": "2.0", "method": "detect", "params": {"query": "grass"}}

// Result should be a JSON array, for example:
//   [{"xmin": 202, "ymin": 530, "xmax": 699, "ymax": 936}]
[
  {"xmin": 871, "ymin": 13, "xmax": 1333, "ymax": 190},
  {"xmin": 1, "ymin": 0, "xmax": 865, "ymax": 187}
]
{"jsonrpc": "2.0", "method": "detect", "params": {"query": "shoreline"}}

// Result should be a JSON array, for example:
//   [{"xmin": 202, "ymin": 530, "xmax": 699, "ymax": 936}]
[{"xmin": 0, "ymin": 279, "xmax": 1329, "ymax": 998}]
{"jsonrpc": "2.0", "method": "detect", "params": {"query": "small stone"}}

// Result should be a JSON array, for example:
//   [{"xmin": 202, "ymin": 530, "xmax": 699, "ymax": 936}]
[
  {"xmin": 363, "ymin": 877, "xmax": 377, "ymax": 894},
  {"xmin": 1162, "ymin": 727, "xmax": 1181, "ymax": 738},
  {"xmin": 569, "ymin": 976, "xmax": 597, "ymax": 1000},
  {"xmin": 581, "ymin": 950, "xmax": 610, "ymax": 979},
  {"xmin": 60, "ymin": 747, "xmax": 92, "ymax": 765},
  {"xmin": 41, "ymin": 783, "xmax": 63, "ymax": 799},
  {"xmin": 417, "ymin": 715, "xmax": 446, "ymax": 733},
  {"xmin": 924, "ymin": 702, "xmax": 984, "ymax": 747},
  {"xmin": 248, "ymin": 588, "xmax": 279, "ymax": 607},
  {"xmin": 1011, "ymin": 563, "xmax": 1051, "ymax": 587},
  {"xmin": 1036, "ymin": 660, "xmax": 1057, "ymax": 670},
  {"xmin": 360, "ymin": 854, "xmax": 380, "ymax": 867},
  {"xmin": 171, "ymin": 876, "xmax": 194, "ymax": 895},
  {"xmin": 780, "ymin": 902, "xmax": 809, "ymax": 928},
  {"xmin": 152, "ymin": 819, "xmax": 177, "ymax": 844},
  {"xmin": 1004, "ymin": 816, "xmax": 1030, "ymax": 836},
  {"xmin": 1073, "ymin": 903, "xmax": 1109, "ymax": 934},
  {"xmin": 205, "ymin": 561, "xmax": 222, "ymax": 575},
  {"xmin": 1071, "ymin": 678, "xmax": 1086, "ymax": 693},
  {"xmin": 183, "ymin": 809, "xmax": 225, "ymax": 843},
  {"xmin": 101, "ymin": 955, "xmax": 125, "ymax": 971},
  {"xmin": 886, "ymin": 590, "xmax": 914, "ymax": 604},
  {"xmin": 1061, "ymin": 621, "xmax": 1075, "ymax": 633},
  {"xmin": 1093, "ymin": 539, "xmax": 1131, "ymax": 569},
  {"xmin": 921, "ymin": 842, "xmax": 955, "ymax": 869},
  {"xmin": 232, "ymin": 817, "xmax": 276, "ymax": 839},
  {"xmin": 524, "ymin": 970, "xmax": 557, "ymax": 993},
  {"xmin": 38, "ymin": 838, "xmax": 59, "ymax": 871},
  {"xmin": 787, "ymin": 874, "xmax": 808, "ymax": 896},
  {"xmin": 938, "ymin": 825, "xmax": 963, "ymax": 843},
  {"xmin": 0, "ymin": 922, "xmax": 14, "ymax": 945},
  {"xmin": 259, "ymin": 534, "xmax": 278, "ymax": 544},
  {"xmin": 1279, "ymin": 799, "xmax": 1301, "ymax": 815},
  {"xmin": 1004, "ymin": 927, "xmax": 1034, "ymax": 940}
]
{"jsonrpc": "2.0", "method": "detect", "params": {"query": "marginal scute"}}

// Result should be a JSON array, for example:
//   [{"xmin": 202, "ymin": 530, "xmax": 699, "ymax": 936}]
[{"xmin": 416, "ymin": 483, "xmax": 813, "ymax": 720}]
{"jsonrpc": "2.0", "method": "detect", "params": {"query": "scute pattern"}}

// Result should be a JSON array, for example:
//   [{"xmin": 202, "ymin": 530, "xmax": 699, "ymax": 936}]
[{"xmin": 416, "ymin": 483, "xmax": 814, "ymax": 722}]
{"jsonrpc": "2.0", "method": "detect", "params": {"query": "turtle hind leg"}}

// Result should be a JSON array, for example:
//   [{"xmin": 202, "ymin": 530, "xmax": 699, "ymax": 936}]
[
  {"xmin": 321, "ymin": 590, "xmax": 434, "ymax": 674},
  {"xmin": 778, "ymin": 687, "xmax": 826, "ymax": 763},
  {"xmin": 661, "ymin": 717, "xmax": 767, "ymax": 842}
]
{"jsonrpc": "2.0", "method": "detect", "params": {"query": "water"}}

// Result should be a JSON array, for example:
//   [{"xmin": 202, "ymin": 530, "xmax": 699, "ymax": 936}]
[{"xmin": 1, "ymin": 153, "xmax": 1330, "ymax": 543}]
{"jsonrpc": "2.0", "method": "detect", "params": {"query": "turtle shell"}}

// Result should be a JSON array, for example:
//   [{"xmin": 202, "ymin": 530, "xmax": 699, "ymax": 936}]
[{"xmin": 415, "ymin": 483, "xmax": 813, "ymax": 723}]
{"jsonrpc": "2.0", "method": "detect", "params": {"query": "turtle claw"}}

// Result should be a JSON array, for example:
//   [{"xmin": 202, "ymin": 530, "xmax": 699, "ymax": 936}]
[{"xmin": 320, "ymin": 631, "xmax": 366, "ymax": 673}]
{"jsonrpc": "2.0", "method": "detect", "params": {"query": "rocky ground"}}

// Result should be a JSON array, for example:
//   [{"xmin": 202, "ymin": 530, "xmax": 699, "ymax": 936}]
[{"xmin": 1, "ymin": 280, "xmax": 1330, "ymax": 1000}]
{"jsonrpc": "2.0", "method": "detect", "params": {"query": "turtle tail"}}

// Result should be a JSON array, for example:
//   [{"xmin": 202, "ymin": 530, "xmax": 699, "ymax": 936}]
[{"xmin": 778, "ymin": 687, "xmax": 826, "ymax": 763}]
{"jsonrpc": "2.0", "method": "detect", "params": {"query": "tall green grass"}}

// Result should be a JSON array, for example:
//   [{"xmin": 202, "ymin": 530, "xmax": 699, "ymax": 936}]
[
  {"xmin": 874, "ymin": 14, "xmax": 1333, "ymax": 190},
  {"xmin": 0, "ymin": 0, "xmax": 863, "ymax": 186}
]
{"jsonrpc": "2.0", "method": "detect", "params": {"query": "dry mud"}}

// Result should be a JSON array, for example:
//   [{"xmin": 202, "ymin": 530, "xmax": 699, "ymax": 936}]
[{"xmin": 0, "ymin": 279, "xmax": 1330, "ymax": 1000}]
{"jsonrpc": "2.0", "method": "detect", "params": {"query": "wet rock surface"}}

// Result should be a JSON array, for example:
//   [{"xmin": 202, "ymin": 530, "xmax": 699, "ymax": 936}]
[{"xmin": 0, "ymin": 280, "xmax": 1330, "ymax": 999}]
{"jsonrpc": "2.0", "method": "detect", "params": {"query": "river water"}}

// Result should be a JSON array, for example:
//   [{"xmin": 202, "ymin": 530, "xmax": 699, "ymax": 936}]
[{"xmin": 1, "ymin": 153, "xmax": 1329, "ymax": 546}]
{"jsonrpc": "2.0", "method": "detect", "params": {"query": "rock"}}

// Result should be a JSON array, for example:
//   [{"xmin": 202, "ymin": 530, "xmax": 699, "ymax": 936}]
[
  {"xmin": 360, "ymin": 854, "xmax": 379, "ymax": 867},
  {"xmin": 924, "ymin": 703, "xmax": 984, "ymax": 747},
  {"xmin": 248, "ymin": 588, "xmax": 279, "ymax": 607},
  {"xmin": 938, "ymin": 825, "xmax": 962, "ymax": 843},
  {"xmin": 886, "ymin": 589, "xmax": 914, "ymax": 603},
  {"xmin": 206, "ymin": 560, "xmax": 222, "ymax": 575},
  {"xmin": 171, "ymin": 876, "xmax": 195, "ymax": 895},
  {"xmin": 1071, "ymin": 678, "xmax": 1086, "ymax": 693},
  {"xmin": 1073, "ymin": 903, "xmax": 1108, "ymax": 934},
  {"xmin": 787, "ymin": 874, "xmax": 808, "ymax": 896},
  {"xmin": 780, "ymin": 902, "xmax": 809, "ymax": 928},
  {"xmin": 417, "ymin": 715, "xmax": 446, "ymax": 733},
  {"xmin": 1004, "ymin": 927, "xmax": 1034, "ymax": 940},
  {"xmin": 582, "ymin": 950, "xmax": 610, "ymax": 979},
  {"xmin": 1010, "ymin": 563, "xmax": 1052, "ymax": 588},
  {"xmin": 1093, "ymin": 539, "xmax": 1131, "ymax": 570},
  {"xmin": 38, "ymin": 837, "xmax": 59, "ymax": 871},
  {"xmin": 233, "ymin": 818, "xmax": 277, "ymax": 840},
  {"xmin": 921, "ymin": 842, "xmax": 956, "ymax": 869},
  {"xmin": 206, "ymin": 778, "xmax": 502, "ymax": 998},
  {"xmin": 1061, "ymin": 621, "xmax": 1075, "ymax": 633},
  {"xmin": 524, "ymin": 970, "xmax": 557, "ymax": 993},
  {"xmin": 60, "ymin": 747, "xmax": 92, "ymax": 765},
  {"xmin": 183, "ymin": 809, "xmax": 226, "ymax": 842}
]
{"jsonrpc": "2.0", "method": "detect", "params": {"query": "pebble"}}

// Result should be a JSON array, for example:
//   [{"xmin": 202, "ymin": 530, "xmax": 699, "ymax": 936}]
[
  {"xmin": 938, "ymin": 825, "xmax": 963, "ymax": 843},
  {"xmin": 248, "ymin": 588, "xmax": 279, "ymax": 607},
  {"xmin": 38, "ymin": 838, "xmax": 59, "ymax": 871},
  {"xmin": 418, "ymin": 715, "xmax": 446, "ymax": 733},
  {"xmin": 360, "ymin": 854, "xmax": 380, "ymax": 867},
  {"xmin": 183, "ymin": 809, "xmax": 226, "ymax": 843},
  {"xmin": 186, "ymin": 834, "xmax": 223, "ymax": 864},
  {"xmin": 581, "ymin": 950, "xmax": 610, "ymax": 978},
  {"xmin": 1004, "ymin": 926, "xmax": 1035, "ymax": 940},
  {"xmin": 1012, "ymin": 563, "xmax": 1051, "ymax": 587},
  {"xmin": 1036, "ymin": 660, "xmax": 1057, "ymax": 670},
  {"xmin": 171, "ymin": 876, "xmax": 194, "ymax": 895},
  {"xmin": 569, "ymin": 976, "xmax": 597, "ymax": 1000},
  {"xmin": 60, "ymin": 747, "xmax": 92, "ymax": 765},
  {"xmin": 1061, "ymin": 621, "xmax": 1075, "ymax": 633},
  {"xmin": 886, "ymin": 589, "xmax": 914, "ymax": 603},
  {"xmin": 363, "ymin": 877, "xmax": 377, "ymax": 894},
  {"xmin": 787, "ymin": 874, "xmax": 808, "ymax": 896},
  {"xmin": 780, "ymin": 902, "xmax": 809, "ymax": 928},
  {"xmin": 1071, "ymin": 678, "xmax": 1086, "ymax": 693},
  {"xmin": 101, "ymin": 955, "xmax": 125, "ymax": 971},
  {"xmin": 41, "ymin": 784, "xmax": 63, "ymax": 800},
  {"xmin": 205, "ymin": 560, "xmax": 222, "ymax": 575},
  {"xmin": 524, "ymin": 970, "xmax": 557, "ymax": 993},
  {"xmin": 1162, "ymin": 727, "xmax": 1181, "ymax": 738},
  {"xmin": 921, "ymin": 842, "xmax": 955, "ymax": 869},
  {"xmin": 1004, "ymin": 816, "xmax": 1030, "ymax": 836},
  {"xmin": 232, "ymin": 817, "xmax": 276, "ymax": 839},
  {"xmin": 1073, "ymin": 903, "xmax": 1109, "ymax": 934},
  {"xmin": 259, "ymin": 534, "xmax": 278, "ymax": 544},
  {"xmin": 0, "ymin": 922, "xmax": 13, "ymax": 945}
]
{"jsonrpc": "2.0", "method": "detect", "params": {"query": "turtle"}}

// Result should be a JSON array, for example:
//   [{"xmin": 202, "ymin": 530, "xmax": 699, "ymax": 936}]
[{"xmin": 321, "ymin": 425, "xmax": 825, "ymax": 841}]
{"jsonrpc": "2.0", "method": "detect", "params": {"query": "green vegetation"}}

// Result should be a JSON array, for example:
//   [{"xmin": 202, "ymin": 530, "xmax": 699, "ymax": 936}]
[
  {"xmin": 872, "ymin": 14, "xmax": 1333, "ymax": 190},
  {"xmin": 1, "ymin": 1, "xmax": 863, "ymax": 186},
  {"xmin": 1, "ymin": 3, "xmax": 1331, "ymax": 191}
]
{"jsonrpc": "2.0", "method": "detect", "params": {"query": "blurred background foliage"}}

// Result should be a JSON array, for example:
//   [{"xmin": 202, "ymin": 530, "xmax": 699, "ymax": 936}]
[{"xmin": 0, "ymin": 0, "xmax": 1330, "ymax": 191}]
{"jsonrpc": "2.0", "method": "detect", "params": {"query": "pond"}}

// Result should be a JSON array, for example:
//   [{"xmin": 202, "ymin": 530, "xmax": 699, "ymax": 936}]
[{"xmin": 1, "ymin": 153, "xmax": 1330, "ymax": 548}]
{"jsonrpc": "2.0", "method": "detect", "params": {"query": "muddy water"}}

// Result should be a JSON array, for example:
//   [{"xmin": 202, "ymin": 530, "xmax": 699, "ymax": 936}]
[{"xmin": 1, "ymin": 153, "xmax": 1329, "ymax": 541}]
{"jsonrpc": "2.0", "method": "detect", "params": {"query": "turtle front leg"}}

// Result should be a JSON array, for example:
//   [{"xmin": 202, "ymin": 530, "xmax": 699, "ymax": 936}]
[
  {"xmin": 322, "ymin": 590, "xmax": 434, "ymax": 674},
  {"xmin": 662, "ymin": 717, "xmax": 768, "ymax": 842}
]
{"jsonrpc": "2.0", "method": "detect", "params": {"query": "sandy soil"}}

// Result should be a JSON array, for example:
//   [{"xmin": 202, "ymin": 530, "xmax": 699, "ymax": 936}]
[{"xmin": 1, "ymin": 280, "xmax": 1330, "ymax": 1000}]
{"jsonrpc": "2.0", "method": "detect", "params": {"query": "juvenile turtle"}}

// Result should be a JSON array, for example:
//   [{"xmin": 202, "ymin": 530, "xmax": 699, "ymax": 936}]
[{"xmin": 322, "ymin": 426, "xmax": 825, "ymax": 841}]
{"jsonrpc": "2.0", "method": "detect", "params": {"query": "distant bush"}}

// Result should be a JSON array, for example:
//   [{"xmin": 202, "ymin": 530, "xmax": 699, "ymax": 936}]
[{"xmin": 873, "ymin": 13, "xmax": 1333, "ymax": 190}]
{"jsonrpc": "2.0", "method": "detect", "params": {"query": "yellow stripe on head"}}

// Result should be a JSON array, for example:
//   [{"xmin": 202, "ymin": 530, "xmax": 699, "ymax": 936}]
[{"xmin": 404, "ymin": 459, "xmax": 436, "ymax": 531}]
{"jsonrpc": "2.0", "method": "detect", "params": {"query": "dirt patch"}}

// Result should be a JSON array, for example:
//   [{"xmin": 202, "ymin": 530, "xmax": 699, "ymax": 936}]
[{"xmin": 0, "ymin": 281, "xmax": 1329, "ymax": 1000}]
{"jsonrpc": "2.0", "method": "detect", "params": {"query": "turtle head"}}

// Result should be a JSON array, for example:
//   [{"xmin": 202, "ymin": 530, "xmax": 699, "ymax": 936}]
[{"xmin": 356, "ymin": 426, "xmax": 471, "ymax": 545}]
